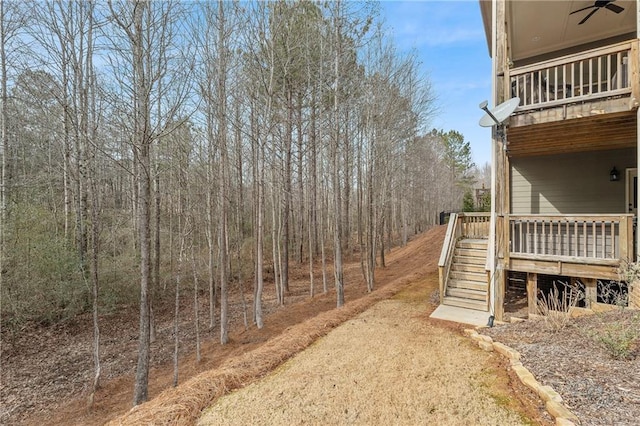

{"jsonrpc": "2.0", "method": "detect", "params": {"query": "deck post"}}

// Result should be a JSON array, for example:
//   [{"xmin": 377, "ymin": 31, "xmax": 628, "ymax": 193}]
[
  {"xmin": 631, "ymin": 40, "xmax": 640, "ymax": 106},
  {"xmin": 526, "ymin": 273, "xmax": 537, "ymax": 316},
  {"xmin": 495, "ymin": 215, "xmax": 506, "ymax": 320},
  {"xmin": 583, "ymin": 278, "xmax": 597, "ymax": 309},
  {"xmin": 635, "ymin": 0, "xmax": 640, "ymax": 263}
]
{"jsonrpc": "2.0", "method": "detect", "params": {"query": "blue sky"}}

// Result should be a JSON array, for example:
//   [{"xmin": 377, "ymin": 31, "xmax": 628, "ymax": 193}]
[{"xmin": 380, "ymin": 0, "xmax": 492, "ymax": 166}]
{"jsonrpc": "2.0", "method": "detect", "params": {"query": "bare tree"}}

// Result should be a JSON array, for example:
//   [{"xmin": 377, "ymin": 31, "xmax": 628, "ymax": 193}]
[
  {"xmin": 0, "ymin": 0, "xmax": 30, "ymax": 376},
  {"xmin": 1, "ymin": 4, "xmax": 448, "ymax": 414},
  {"xmin": 107, "ymin": 0, "xmax": 194, "ymax": 405}
]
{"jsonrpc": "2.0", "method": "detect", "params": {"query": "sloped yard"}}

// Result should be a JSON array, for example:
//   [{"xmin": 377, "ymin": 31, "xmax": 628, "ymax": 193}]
[{"xmin": 197, "ymin": 279, "xmax": 551, "ymax": 425}]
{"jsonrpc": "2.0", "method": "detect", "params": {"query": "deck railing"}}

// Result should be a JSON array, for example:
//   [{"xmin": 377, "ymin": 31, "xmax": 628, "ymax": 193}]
[
  {"xmin": 459, "ymin": 212, "xmax": 491, "ymax": 239},
  {"xmin": 510, "ymin": 41, "xmax": 633, "ymax": 111},
  {"xmin": 508, "ymin": 214, "xmax": 634, "ymax": 264}
]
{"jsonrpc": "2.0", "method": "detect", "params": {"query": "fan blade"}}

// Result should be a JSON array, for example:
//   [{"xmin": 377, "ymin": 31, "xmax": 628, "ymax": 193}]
[
  {"xmin": 570, "ymin": 5, "xmax": 596, "ymax": 15},
  {"xmin": 605, "ymin": 3, "xmax": 624, "ymax": 13},
  {"xmin": 579, "ymin": 8, "xmax": 599, "ymax": 24}
]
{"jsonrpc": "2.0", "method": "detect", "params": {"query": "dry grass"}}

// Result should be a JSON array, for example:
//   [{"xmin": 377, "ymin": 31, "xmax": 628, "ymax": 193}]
[{"xmin": 197, "ymin": 283, "xmax": 538, "ymax": 425}]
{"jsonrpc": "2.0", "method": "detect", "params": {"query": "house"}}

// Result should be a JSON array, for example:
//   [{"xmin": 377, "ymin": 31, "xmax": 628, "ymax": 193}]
[{"xmin": 438, "ymin": 0, "xmax": 640, "ymax": 322}]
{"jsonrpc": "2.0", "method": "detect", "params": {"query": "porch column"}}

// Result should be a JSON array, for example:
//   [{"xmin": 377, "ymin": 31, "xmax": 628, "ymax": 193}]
[
  {"xmin": 634, "ymin": 0, "xmax": 640, "ymax": 309},
  {"xmin": 491, "ymin": 0, "xmax": 508, "ymax": 321}
]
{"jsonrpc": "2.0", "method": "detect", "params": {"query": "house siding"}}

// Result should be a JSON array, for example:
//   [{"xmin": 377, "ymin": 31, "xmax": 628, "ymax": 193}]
[{"xmin": 510, "ymin": 148, "xmax": 636, "ymax": 215}]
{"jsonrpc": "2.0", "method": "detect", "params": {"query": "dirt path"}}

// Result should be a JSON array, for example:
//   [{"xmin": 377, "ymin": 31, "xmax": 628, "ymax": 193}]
[{"xmin": 196, "ymin": 276, "xmax": 546, "ymax": 425}]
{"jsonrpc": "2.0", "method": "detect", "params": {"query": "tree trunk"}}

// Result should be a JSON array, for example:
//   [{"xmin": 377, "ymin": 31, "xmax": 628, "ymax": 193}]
[
  {"xmin": 296, "ymin": 93, "xmax": 304, "ymax": 264},
  {"xmin": 130, "ymin": 1, "xmax": 152, "ymax": 405},
  {"xmin": 217, "ymin": 0, "xmax": 229, "ymax": 345},
  {"xmin": 206, "ymin": 84, "xmax": 216, "ymax": 332},
  {"xmin": 173, "ymin": 235, "xmax": 184, "ymax": 387},
  {"xmin": 0, "ymin": 0, "xmax": 7, "ymax": 324},
  {"xmin": 250, "ymin": 93, "xmax": 264, "ymax": 328},
  {"xmin": 282, "ymin": 88, "xmax": 292, "ymax": 295},
  {"xmin": 191, "ymin": 244, "xmax": 201, "ymax": 362},
  {"xmin": 332, "ymin": 1, "xmax": 344, "ymax": 307}
]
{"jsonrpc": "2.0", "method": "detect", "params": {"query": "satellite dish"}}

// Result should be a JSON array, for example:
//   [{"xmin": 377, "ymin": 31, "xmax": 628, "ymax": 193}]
[{"xmin": 479, "ymin": 97, "xmax": 520, "ymax": 127}]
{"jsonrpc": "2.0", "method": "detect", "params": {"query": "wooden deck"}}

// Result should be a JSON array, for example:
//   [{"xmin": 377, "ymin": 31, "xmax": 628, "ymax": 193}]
[
  {"xmin": 499, "ymin": 214, "xmax": 634, "ymax": 280},
  {"xmin": 504, "ymin": 40, "xmax": 639, "ymax": 158},
  {"xmin": 502, "ymin": 214, "xmax": 634, "ymax": 279},
  {"xmin": 439, "ymin": 213, "xmax": 637, "ymax": 319}
]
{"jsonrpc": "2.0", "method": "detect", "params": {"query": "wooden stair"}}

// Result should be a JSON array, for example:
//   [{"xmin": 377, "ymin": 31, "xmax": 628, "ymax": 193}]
[{"xmin": 443, "ymin": 239, "xmax": 489, "ymax": 311}]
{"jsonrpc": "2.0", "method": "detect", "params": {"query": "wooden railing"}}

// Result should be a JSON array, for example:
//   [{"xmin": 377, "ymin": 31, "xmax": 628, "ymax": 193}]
[
  {"xmin": 510, "ymin": 41, "xmax": 634, "ymax": 111},
  {"xmin": 438, "ymin": 213, "xmax": 491, "ymax": 302},
  {"xmin": 438, "ymin": 213, "xmax": 460, "ymax": 302},
  {"xmin": 507, "ymin": 214, "xmax": 634, "ymax": 264},
  {"xmin": 459, "ymin": 212, "xmax": 491, "ymax": 239}
]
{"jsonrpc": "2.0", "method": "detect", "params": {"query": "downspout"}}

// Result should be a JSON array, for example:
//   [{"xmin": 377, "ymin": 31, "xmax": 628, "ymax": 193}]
[{"xmin": 488, "ymin": 0, "xmax": 498, "ymax": 317}]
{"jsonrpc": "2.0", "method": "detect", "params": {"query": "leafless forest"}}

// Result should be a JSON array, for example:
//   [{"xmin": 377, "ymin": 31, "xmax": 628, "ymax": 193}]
[{"xmin": 0, "ymin": 0, "xmax": 479, "ymax": 406}]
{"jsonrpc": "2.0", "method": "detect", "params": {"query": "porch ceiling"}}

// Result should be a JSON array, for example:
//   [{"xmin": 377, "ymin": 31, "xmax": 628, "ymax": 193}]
[
  {"xmin": 506, "ymin": 110, "xmax": 637, "ymax": 157},
  {"xmin": 479, "ymin": 1, "xmax": 637, "ymax": 62}
]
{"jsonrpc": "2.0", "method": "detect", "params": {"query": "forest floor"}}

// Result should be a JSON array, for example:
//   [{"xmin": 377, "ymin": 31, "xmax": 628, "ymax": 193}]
[
  {"xmin": 8, "ymin": 223, "xmax": 634, "ymax": 425},
  {"xmin": 2, "ymin": 224, "xmax": 549, "ymax": 425}
]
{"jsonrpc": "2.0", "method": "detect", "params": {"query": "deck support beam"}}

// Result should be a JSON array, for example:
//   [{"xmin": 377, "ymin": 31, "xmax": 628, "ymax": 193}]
[
  {"xmin": 526, "ymin": 273, "xmax": 537, "ymax": 316},
  {"xmin": 583, "ymin": 278, "xmax": 597, "ymax": 309}
]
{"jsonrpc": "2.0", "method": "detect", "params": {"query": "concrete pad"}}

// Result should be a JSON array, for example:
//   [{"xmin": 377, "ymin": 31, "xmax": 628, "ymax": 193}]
[{"xmin": 430, "ymin": 304, "xmax": 491, "ymax": 327}]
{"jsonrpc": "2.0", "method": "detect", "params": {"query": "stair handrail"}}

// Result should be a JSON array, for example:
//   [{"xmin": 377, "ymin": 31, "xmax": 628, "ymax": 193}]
[{"xmin": 438, "ymin": 213, "xmax": 461, "ymax": 303}]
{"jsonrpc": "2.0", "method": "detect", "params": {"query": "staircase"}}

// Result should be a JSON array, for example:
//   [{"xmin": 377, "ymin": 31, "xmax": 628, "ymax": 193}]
[{"xmin": 442, "ymin": 239, "xmax": 489, "ymax": 311}]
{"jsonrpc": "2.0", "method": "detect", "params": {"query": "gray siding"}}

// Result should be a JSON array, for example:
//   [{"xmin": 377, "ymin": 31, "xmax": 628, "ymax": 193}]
[{"xmin": 510, "ymin": 148, "xmax": 636, "ymax": 214}]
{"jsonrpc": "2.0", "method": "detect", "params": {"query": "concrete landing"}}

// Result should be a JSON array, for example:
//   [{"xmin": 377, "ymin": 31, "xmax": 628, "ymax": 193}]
[{"xmin": 430, "ymin": 304, "xmax": 491, "ymax": 327}]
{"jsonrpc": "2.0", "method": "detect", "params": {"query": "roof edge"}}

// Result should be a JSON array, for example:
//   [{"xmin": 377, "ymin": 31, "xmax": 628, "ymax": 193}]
[{"xmin": 479, "ymin": 0, "xmax": 492, "ymax": 57}]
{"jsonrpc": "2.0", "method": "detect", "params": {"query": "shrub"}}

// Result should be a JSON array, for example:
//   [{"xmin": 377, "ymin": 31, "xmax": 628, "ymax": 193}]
[
  {"xmin": 617, "ymin": 260, "xmax": 640, "ymax": 308},
  {"xmin": 617, "ymin": 260, "xmax": 640, "ymax": 285},
  {"xmin": 598, "ymin": 279, "xmax": 628, "ymax": 308},
  {"xmin": 588, "ymin": 313, "xmax": 640, "ymax": 360},
  {"xmin": 536, "ymin": 281, "xmax": 583, "ymax": 332},
  {"xmin": 2, "ymin": 204, "xmax": 87, "ymax": 327}
]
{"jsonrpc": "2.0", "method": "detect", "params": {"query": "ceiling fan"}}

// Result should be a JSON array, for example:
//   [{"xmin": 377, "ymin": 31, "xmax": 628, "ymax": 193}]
[{"xmin": 570, "ymin": 0, "xmax": 624, "ymax": 25}]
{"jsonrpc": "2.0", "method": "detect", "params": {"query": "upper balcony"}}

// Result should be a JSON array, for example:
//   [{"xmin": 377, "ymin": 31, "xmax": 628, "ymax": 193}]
[
  {"xmin": 511, "ymin": 40, "xmax": 636, "ymax": 112},
  {"xmin": 508, "ymin": 40, "xmax": 639, "ymax": 128},
  {"xmin": 479, "ymin": 0, "xmax": 638, "ymax": 146}
]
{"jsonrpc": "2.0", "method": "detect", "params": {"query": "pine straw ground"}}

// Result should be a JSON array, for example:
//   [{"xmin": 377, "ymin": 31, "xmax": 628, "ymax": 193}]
[
  {"xmin": 109, "ymin": 274, "xmax": 551, "ymax": 426},
  {"xmin": 107, "ymin": 275, "xmax": 437, "ymax": 425}
]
